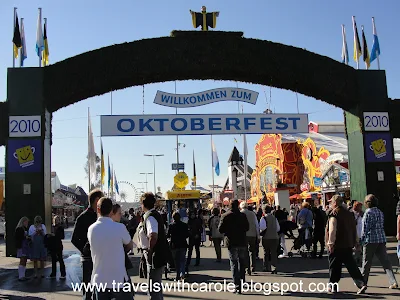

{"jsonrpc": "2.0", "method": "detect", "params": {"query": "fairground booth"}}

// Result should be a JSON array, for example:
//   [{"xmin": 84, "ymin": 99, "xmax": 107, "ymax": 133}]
[{"xmin": 250, "ymin": 121, "xmax": 400, "ymax": 207}]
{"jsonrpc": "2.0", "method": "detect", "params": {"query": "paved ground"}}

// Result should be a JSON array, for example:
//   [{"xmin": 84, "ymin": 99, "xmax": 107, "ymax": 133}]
[{"xmin": 0, "ymin": 228, "xmax": 399, "ymax": 299}]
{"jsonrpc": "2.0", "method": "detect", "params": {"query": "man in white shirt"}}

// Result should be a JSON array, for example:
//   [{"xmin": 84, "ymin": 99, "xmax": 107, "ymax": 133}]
[{"xmin": 88, "ymin": 197, "xmax": 134, "ymax": 300}]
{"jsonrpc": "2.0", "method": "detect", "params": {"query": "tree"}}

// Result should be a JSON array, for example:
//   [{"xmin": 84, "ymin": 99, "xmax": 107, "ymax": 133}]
[{"xmin": 84, "ymin": 154, "xmax": 102, "ymax": 191}]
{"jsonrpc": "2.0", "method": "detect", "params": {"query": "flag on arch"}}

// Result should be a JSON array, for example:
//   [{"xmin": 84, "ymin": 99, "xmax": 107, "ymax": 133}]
[
  {"xmin": 370, "ymin": 17, "xmax": 380, "ymax": 63},
  {"xmin": 36, "ymin": 9, "xmax": 44, "ymax": 57},
  {"xmin": 212, "ymin": 140, "xmax": 220, "ymax": 176},
  {"xmin": 341, "ymin": 24, "xmax": 349, "ymax": 65},
  {"xmin": 42, "ymin": 22, "xmax": 49, "ymax": 66},
  {"xmin": 20, "ymin": 18, "xmax": 27, "ymax": 66},
  {"xmin": 352, "ymin": 16, "xmax": 362, "ymax": 62},
  {"xmin": 12, "ymin": 13, "xmax": 22, "ymax": 58},
  {"xmin": 361, "ymin": 26, "xmax": 370, "ymax": 69}
]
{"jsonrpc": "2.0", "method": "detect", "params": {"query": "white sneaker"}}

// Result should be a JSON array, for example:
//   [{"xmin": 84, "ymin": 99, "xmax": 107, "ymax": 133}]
[{"xmin": 278, "ymin": 254, "xmax": 288, "ymax": 258}]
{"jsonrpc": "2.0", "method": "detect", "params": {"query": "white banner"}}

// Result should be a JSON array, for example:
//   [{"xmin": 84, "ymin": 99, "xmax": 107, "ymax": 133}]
[
  {"xmin": 153, "ymin": 88, "xmax": 259, "ymax": 108},
  {"xmin": 101, "ymin": 114, "xmax": 308, "ymax": 137}
]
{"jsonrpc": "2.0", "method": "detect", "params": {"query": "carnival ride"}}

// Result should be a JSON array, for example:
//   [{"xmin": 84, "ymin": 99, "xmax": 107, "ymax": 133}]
[{"xmin": 117, "ymin": 181, "xmax": 141, "ymax": 203}]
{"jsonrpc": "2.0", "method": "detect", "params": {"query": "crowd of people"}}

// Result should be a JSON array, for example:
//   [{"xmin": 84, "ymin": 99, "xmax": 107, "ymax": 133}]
[{"xmin": 13, "ymin": 189, "xmax": 400, "ymax": 299}]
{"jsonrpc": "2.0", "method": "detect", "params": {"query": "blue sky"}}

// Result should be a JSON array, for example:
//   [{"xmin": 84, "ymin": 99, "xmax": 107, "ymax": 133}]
[{"xmin": 1, "ymin": 0, "xmax": 400, "ymax": 201}]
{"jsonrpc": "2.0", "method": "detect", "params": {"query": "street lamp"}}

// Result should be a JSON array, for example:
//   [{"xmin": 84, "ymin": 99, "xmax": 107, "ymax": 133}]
[
  {"xmin": 144, "ymin": 154, "xmax": 164, "ymax": 195},
  {"xmin": 139, "ymin": 173, "xmax": 153, "ymax": 191},
  {"xmin": 138, "ymin": 182, "xmax": 147, "ymax": 193}
]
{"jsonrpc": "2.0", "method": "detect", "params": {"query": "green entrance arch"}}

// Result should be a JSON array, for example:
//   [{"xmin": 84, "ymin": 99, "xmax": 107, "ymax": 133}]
[{"xmin": 2, "ymin": 31, "xmax": 399, "ymax": 255}]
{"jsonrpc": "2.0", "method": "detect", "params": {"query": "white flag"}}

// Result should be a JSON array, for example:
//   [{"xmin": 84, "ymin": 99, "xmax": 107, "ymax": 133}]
[
  {"xmin": 88, "ymin": 112, "xmax": 97, "ymax": 185},
  {"xmin": 35, "ymin": 9, "xmax": 44, "ymax": 57}
]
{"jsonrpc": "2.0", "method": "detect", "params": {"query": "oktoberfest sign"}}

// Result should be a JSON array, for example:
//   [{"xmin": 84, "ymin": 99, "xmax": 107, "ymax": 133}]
[
  {"xmin": 153, "ymin": 88, "xmax": 259, "ymax": 108},
  {"xmin": 101, "ymin": 114, "xmax": 309, "ymax": 137}
]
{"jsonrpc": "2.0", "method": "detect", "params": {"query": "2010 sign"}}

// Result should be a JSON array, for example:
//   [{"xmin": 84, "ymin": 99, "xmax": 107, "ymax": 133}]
[
  {"xmin": 363, "ymin": 112, "xmax": 390, "ymax": 132},
  {"xmin": 9, "ymin": 116, "xmax": 42, "ymax": 137}
]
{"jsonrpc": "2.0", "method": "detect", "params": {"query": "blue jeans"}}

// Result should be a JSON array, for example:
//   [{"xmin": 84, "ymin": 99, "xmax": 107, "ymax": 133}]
[
  {"xmin": 173, "ymin": 248, "xmax": 186, "ymax": 278},
  {"xmin": 228, "ymin": 247, "xmax": 246, "ymax": 291}
]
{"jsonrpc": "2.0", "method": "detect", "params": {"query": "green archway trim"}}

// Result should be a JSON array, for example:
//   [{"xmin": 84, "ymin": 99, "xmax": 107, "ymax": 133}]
[{"xmin": 43, "ymin": 31, "xmax": 358, "ymax": 113}]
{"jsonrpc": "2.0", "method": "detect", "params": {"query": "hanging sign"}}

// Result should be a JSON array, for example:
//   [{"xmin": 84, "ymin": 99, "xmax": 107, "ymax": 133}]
[
  {"xmin": 174, "ymin": 172, "xmax": 189, "ymax": 189},
  {"xmin": 153, "ymin": 88, "xmax": 259, "ymax": 108},
  {"xmin": 101, "ymin": 114, "xmax": 309, "ymax": 137},
  {"xmin": 172, "ymin": 163, "xmax": 185, "ymax": 171}
]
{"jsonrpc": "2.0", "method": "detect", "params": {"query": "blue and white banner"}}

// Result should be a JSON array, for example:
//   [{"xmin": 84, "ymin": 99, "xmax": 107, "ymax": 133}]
[
  {"xmin": 153, "ymin": 88, "xmax": 259, "ymax": 108},
  {"xmin": 101, "ymin": 114, "xmax": 309, "ymax": 137}
]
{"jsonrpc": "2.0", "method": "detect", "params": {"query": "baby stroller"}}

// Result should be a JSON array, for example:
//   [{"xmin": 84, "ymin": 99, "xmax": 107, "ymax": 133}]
[
  {"xmin": 164, "ymin": 238, "xmax": 175, "ymax": 279},
  {"xmin": 288, "ymin": 227, "xmax": 313, "ymax": 258}
]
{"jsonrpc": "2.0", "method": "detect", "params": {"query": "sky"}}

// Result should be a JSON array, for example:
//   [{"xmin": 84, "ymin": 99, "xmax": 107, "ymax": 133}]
[{"xmin": 1, "ymin": 0, "xmax": 400, "ymax": 202}]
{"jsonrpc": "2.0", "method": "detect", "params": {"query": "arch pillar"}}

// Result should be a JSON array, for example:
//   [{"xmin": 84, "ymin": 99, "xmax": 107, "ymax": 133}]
[
  {"xmin": 5, "ymin": 68, "xmax": 52, "ymax": 256},
  {"xmin": 345, "ymin": 70, "xmax": 397, "ymax": 235}
]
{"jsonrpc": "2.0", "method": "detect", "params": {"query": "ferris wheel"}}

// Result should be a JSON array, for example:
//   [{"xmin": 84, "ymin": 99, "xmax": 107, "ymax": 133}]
[{"xmin": 117, "ymin": 181, "xmax": 141, "ymax": 203}]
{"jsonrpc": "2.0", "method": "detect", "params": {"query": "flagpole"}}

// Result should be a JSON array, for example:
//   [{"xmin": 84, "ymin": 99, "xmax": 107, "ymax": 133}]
[
  {"xmin": 13, "ymin": 7, "xmax": 16, "ymax": 68},
  {"xmin": 43, "ymin": 18, "xmax": 47, "ymax": 67},
  {"xmin": 88, "ymin": 107, "xmax": 91, "ymax": 192},
  {"xmin": 175, "ymin": 81, "xmax": 179, "ymax": 173},
  {"xmin": 38, "ymin": 8, "xmax": 42, "ymax": 67},
  {"xmin": 243, "ymin": 136, "xmax": 247, "ymax": 201},
  {"xmin": 211, "ymin": 135, "xmax": 215, "ymax": 203}
]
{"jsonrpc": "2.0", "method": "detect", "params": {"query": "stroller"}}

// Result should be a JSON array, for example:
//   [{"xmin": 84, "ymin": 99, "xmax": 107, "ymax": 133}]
[
  {"xmin": 288, "ymin": 227, "xmax": 313, "ymax": 258},
  {"xmin": 164, "ymin": 238, "xmax": 176, "ymax": 279}
]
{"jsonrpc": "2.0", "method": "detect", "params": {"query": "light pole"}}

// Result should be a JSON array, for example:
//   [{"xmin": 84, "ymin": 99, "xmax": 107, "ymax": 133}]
[
  {"xmin": 144, "ymin": 154, "xmax": 164, "ymax": 195},
  {"xmin": 139, "ymin": 173, "xmax": 153, "ymax": 191},
  {"xmin": 138, "ymin": 181, "xmax": 147, "ymax": 194}
]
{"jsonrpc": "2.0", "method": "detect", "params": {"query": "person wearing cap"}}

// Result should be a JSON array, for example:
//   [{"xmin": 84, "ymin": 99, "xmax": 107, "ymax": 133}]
[
  {"xmin": 360, "ymin": 194, "xmax": 398, "ymax": 290},
  {"xmin": 325, "ymin": 195, "xmax": 366, "ymax": 294}
]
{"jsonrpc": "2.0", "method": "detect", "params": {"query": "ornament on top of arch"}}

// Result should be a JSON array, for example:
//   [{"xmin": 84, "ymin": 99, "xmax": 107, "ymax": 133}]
[{"xmin": 190, "ymin": 6, "xmax": 220, "ymax": 31}]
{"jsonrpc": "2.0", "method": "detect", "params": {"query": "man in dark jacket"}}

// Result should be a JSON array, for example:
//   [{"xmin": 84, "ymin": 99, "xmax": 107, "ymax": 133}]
[
  {"xmin": 71, "ymin": 189, "xmax": 103, "ymax": 300},
  {"xmin": 219, "ymin": 200, "xmax": 249, "ymax": 294},
  {"xmin": 186, "ymin": 210, "xmax": 203, "ymax": 269},
  {"xmin": 326, "ymin": 195, "xmax": 366, "ymax": 294},
  {"xmin": 167, "ymin": 212, "xmax": 189, "ymax": 280},
  {"xmin": 312, "ymin": 201, "xmax": 327, "ymax": 258}
]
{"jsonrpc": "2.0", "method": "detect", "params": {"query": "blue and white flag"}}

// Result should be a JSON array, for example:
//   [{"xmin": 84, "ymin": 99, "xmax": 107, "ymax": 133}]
[
  {"xmin": 370, "ymin": 17, "xmax": 380, "ymax": 63},
  {"xmin": 212, "ymin": 140, "xmax": 220, "ymax": 176},
  {"xmin": 35, "ymin": 9, "xmax": 44, "ymax": 57},
  {"xmin": 20, "ymin": 18, "xmax": 27, "ymax": 66}
]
